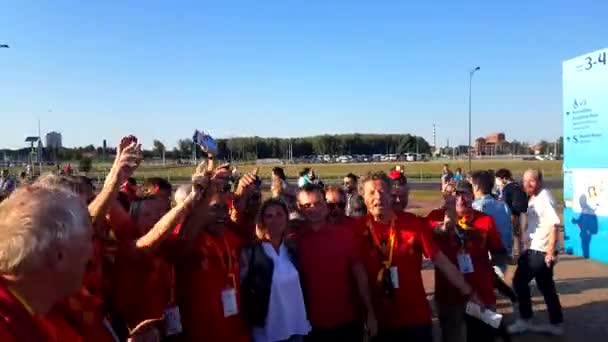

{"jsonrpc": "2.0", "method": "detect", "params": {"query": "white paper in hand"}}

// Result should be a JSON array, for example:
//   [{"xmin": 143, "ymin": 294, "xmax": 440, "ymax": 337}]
[{"xmin": 465, "ymin": 302, "xmax": 503, "ymax": 329}]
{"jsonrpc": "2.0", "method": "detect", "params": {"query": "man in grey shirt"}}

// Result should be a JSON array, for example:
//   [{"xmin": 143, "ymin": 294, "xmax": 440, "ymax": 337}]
[{"xmin": 343, "ymin": 173, "xmax": 366, "ymax": 217}]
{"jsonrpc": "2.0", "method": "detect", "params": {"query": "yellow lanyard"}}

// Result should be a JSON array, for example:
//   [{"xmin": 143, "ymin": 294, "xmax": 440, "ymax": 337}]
[
  {"xmin": 368, "ymin": 217, "xmax": 397, "ymax": 284},
  {"xmin": 8, "ymin": 287, "xmax": 35, "ymax": 316}
]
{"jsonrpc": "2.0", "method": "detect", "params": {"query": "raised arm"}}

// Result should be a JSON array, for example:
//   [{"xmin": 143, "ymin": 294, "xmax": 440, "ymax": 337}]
[{"xmin": 89, "ymin": 136, "xmax": 142, "ymax": 228}]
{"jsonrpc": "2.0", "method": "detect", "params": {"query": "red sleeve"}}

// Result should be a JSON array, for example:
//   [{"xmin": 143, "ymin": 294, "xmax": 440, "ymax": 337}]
[
  {"xmin": 484, "ymin": 216, "xmax": 505, "ymax": 252},
  {"xmin": 0, "ymin": 324, "xmax": 17, "ymax": 342},
  {"xmin": 425, "ymin": 208, "xmax": 445, "ymax": 226},
  {"xmin": 107, "ymin": 201, "xmax": 138, "ymax": 242},
  {"xmin": 416, "ymin": 216, "xmax": 439, "ymax": 259}
]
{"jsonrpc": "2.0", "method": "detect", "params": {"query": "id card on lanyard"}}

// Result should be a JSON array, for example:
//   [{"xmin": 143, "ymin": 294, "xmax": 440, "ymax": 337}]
[
  {"xmin": 164, "ymin": 265, "xmax": 183, "ymax": 336},
  {"xmin": 454, "ymin": 226, "xmax": 474, "ymax": 274},
  {"xmin": 209, "ymin": 235, "xmax": 239, "ymax": 318},
  {"xmin": 368, "ymin": 216, "xmax": 399, "ymax": 289}
]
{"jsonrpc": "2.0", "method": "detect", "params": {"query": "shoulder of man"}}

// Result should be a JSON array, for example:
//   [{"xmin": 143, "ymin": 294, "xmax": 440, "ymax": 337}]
[
  {"xmin": 396, "ymin": 211, "xmax": 428, "ymax": 230},
  {"xmin": 471, "ymin": 210, "xmax": 498, "ymax": 230}
]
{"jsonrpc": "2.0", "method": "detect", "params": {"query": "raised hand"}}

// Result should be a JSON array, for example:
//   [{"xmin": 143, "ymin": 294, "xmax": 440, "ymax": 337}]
[{"xmin": 235, "ymin": 170, "xmax": 258, "ymax": 198}]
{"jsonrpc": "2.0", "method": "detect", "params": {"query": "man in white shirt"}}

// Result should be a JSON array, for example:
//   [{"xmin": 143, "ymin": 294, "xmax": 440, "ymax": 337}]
[{"xmin": 508, "ymin": 169, "xmax": 564, "ymax": 336}]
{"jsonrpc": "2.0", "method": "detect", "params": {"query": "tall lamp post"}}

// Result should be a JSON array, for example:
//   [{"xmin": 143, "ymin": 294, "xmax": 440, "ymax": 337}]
[
  {"xmin": 0, "ymin": 44, "xmax": 9, "ymax": 49},
  {"xmin": 468, "ymin": 66, "xmax": 480, "ymax": 171}
]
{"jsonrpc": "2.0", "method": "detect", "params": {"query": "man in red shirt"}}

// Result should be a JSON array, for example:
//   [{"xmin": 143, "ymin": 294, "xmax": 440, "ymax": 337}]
[
  {"xmin": 387, "ymin": 169, "xmax": 408, "ymax": 213},
  {"xmin": 0, "ymin": 183, "xmax": 93, "ymax": 341},
  {"xmin": 296, "ymin": 184, "xmax": 377, "ymax": 342},
  {"xmin": 173, "ymin": 185, "xmax": 250, "ymax": 342},
  {"xmin": 426, "ymin": 181, "xmax": 509, "ymax": 342},
  {"xmin": 359, "ymin": 171, "xmax": 479, "ymax": 342}
]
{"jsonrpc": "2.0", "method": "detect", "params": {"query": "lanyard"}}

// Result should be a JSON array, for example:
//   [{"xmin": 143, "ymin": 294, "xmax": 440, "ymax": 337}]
[
  {"xmin": 367, "ymin": 216, "xmax": 397, "ymax": 283},
  {"xmin": 456, "ymin": 213, "xmax": 475, "ymax": 249},
  {"xmin": 7, "ymin": 287, "xmax": 34, "ymax": 316},
  {"xmin": 207, "ymin": 235, "xmax": 236, "ymax": 288}
]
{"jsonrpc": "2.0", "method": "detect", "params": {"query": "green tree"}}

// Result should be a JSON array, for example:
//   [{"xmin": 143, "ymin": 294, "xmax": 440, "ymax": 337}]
[
  {"xmin": 153, "ymin": 140, "xmax": 166, "ymax": 158},
  {"xmin": 78, "ymin": 157, "xmax": 93, "ymax": 173}
]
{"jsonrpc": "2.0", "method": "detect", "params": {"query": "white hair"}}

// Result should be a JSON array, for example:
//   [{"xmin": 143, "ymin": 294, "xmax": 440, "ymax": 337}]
[
  {"xmin": 0, "ymin": 181, "xmax": 91, "ymax": 274},
  {"xmin": 174, "ymin": 184, "xmax": 192, "ymax": 204}
]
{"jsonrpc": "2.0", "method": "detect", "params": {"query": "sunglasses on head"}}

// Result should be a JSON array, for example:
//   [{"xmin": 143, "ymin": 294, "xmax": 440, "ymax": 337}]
[{"xmin": 327, "ymin": 202, "xmax": 346, "ymax": 210}]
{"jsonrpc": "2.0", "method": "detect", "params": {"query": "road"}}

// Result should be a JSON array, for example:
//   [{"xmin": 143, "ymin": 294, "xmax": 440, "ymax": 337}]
[{"xmin": 423, "ymin": 255, "xmax": 608, "ymax": 341}]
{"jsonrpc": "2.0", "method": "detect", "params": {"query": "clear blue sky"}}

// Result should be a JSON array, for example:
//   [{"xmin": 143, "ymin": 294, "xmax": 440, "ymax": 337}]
[{"xmin": 1, "ymin": 0, "xmax": 605, "ymax": 149}]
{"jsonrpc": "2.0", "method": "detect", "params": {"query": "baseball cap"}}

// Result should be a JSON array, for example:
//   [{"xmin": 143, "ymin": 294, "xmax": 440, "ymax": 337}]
[{"xmin": 454, "ymin": 180, "xmax": 473, "ymax": 194}]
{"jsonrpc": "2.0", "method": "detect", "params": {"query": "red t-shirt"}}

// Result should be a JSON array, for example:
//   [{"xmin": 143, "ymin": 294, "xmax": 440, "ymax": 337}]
[
  {"xmin": 425, "ymin": 209, "xmax": 504, "ymax": 305},
  {"xmin": 44, "ymin": 288, "xmax": 116, "ymax": 342},
  {"xmin": 111, "ymin": 242, "xmax": 172, "ymax": 329},
  {"xmin": 358, "ymin": 212, "xmax": 439, "ymax": 329},
  {"xmin": 0, "ymin": 281, "xmax": 52, "ymax": 341},
  {"xmin": 296, "ymin": 218, "xmax": 363, "ymax": 329},
  {"xmin": 173, "ymin": 228, "xmax": 249, "ymax": 342}
]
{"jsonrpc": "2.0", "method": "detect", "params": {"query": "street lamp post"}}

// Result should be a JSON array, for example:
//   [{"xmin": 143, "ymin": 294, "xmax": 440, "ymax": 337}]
[
  {"xmin": 468, "ymin": 66, "xmax": 480, "ymax": 171},
  {"xmin": 0, "ymin": 44, "xmax": 9, "ymax": 49}
]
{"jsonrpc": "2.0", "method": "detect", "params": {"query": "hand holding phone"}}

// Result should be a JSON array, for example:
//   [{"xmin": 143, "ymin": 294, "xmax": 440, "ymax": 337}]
[{"xmin": 193, "ymin": 130, "xmax": 218, "ymax": 155}]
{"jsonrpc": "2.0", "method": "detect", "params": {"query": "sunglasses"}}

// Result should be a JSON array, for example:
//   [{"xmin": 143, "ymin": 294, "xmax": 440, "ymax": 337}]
[
  {"xmin": 327, "ymin": 202, "xmax": 346, "ymax": 210},
  {"xmin": 299, "ymin": 202, "xmax": 323, "ymax": 210}
]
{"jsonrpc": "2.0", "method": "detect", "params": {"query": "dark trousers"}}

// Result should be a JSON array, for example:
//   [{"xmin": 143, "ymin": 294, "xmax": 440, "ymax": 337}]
[
  {"xmin": 373, "ymin": 325, "xmax": 433, "ymax": 342},
  {"xmin": 306, "ymin": 321, "xmax": 363, "ymax": 342},
  {"xmin": 513, "ymin": 250, "xmax": 563, "ymax": 324}
]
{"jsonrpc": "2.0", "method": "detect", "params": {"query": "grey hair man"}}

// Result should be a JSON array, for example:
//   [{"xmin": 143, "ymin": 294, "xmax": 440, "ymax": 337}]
[{"xmin": 0, "ymin": 183, "xmax": 93, "ymax": 339}]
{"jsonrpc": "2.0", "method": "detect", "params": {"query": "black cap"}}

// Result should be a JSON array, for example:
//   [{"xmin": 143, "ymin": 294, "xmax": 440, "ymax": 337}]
[{"xmin": 454, "ymin": 180, "xmax": 473, "ymax": 194}]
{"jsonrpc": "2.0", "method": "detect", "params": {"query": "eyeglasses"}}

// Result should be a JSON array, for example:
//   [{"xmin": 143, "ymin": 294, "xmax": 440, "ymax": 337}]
[
  {"xmin": 327, "ymin": 202, "xmax": 346, "ymax": 210},
  {"xmin": 299, "ymin": 202, "xmax": 323, "ymax": 210}
]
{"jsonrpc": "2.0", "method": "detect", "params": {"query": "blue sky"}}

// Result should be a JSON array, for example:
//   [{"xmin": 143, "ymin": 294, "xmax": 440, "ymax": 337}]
[{"xmin": 0, "ymin": 0, "xmax": 605, "ymax": 149}]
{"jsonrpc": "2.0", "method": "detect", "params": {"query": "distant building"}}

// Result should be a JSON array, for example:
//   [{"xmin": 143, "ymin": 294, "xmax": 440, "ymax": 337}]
[
  {"xmin": 46, "ymin": 132, "xmax": 63, "ymax": 149},
  {"xmin": 474, "ymin": 132, "xmax": 508, "ymax": 155}
]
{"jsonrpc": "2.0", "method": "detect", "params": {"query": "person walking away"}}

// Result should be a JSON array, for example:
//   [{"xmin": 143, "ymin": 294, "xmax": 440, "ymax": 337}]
[
  {"xmin": 0, "ymin": 170, "xmax": 17, "ymax": 201},
  {"xmin": 469, "ymin": 172, "xmax": 518, "ymax": 305},
  {"xmin": 240, "ymin": 198, "xmax": 311, "ymax": 342},
  {"xmin": 441, "ymin": 164, "xmax": 454, "ymax": 191},
  {"xmin": 343, "ymin": 173, "xmax": 366, "ymax": 217},
  {"xmin": 508, "ymin": 169, "xmax": 564, "ymax": 336},
  {"xmin": 453, "ymin": 168, "xmax": 464, "ymax": 182},
  {"xmin": 495, "ymin": 169, "xmax": 529, "ymax": 258}
]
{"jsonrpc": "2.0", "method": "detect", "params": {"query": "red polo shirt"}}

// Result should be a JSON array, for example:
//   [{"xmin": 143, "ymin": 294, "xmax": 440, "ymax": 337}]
[
  {"xmin": 425, "ymin": 209, "xmax": 504, "ymax": 305},
  {"xmin": 44, "ymin": 288, "xmax": 115, "ymax": 342},
  {"xmin": 174, "ymin": 228, "xmax": 249, "ymax": 342},
  {"xmin": 296, "ymin": 218, "xmax": 363, "ymax": 329},
  {"xmin": 0, "ymin": 281, "xmax": 51, "ymax": 341},
  {"xmin": 112, "ymin": 242, "xmax": 172, "ymax": 329},
  {"xmin": 358, "ymin": 212, "xmax": 439, "ymax": 329}
]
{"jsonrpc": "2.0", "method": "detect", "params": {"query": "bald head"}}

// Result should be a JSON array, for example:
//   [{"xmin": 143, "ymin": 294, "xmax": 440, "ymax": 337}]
[{"xmin": 523, "ymin": 169, "xmax": 543, "ymax": 196}]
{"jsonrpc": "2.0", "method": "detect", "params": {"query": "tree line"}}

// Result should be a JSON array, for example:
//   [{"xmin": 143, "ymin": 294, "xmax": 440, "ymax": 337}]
[
  {"xmin": 1, "ymin": 134, "xmax": 432, "ymax": 162},
  {"xmin": 1, "ymin": 135, "xmax": 563, "ymax": 164}
]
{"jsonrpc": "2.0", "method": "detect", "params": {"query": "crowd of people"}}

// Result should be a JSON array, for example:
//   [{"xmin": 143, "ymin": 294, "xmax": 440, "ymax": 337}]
[{"xmin": 0, "ymin": 136, "xmax": 564, "ymax": 342}]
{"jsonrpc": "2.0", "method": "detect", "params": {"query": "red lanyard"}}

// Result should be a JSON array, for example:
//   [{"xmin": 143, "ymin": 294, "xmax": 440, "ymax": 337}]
[{"xmin": 207, "ymin": 235, "xmax": 236, "ymax": 288}]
